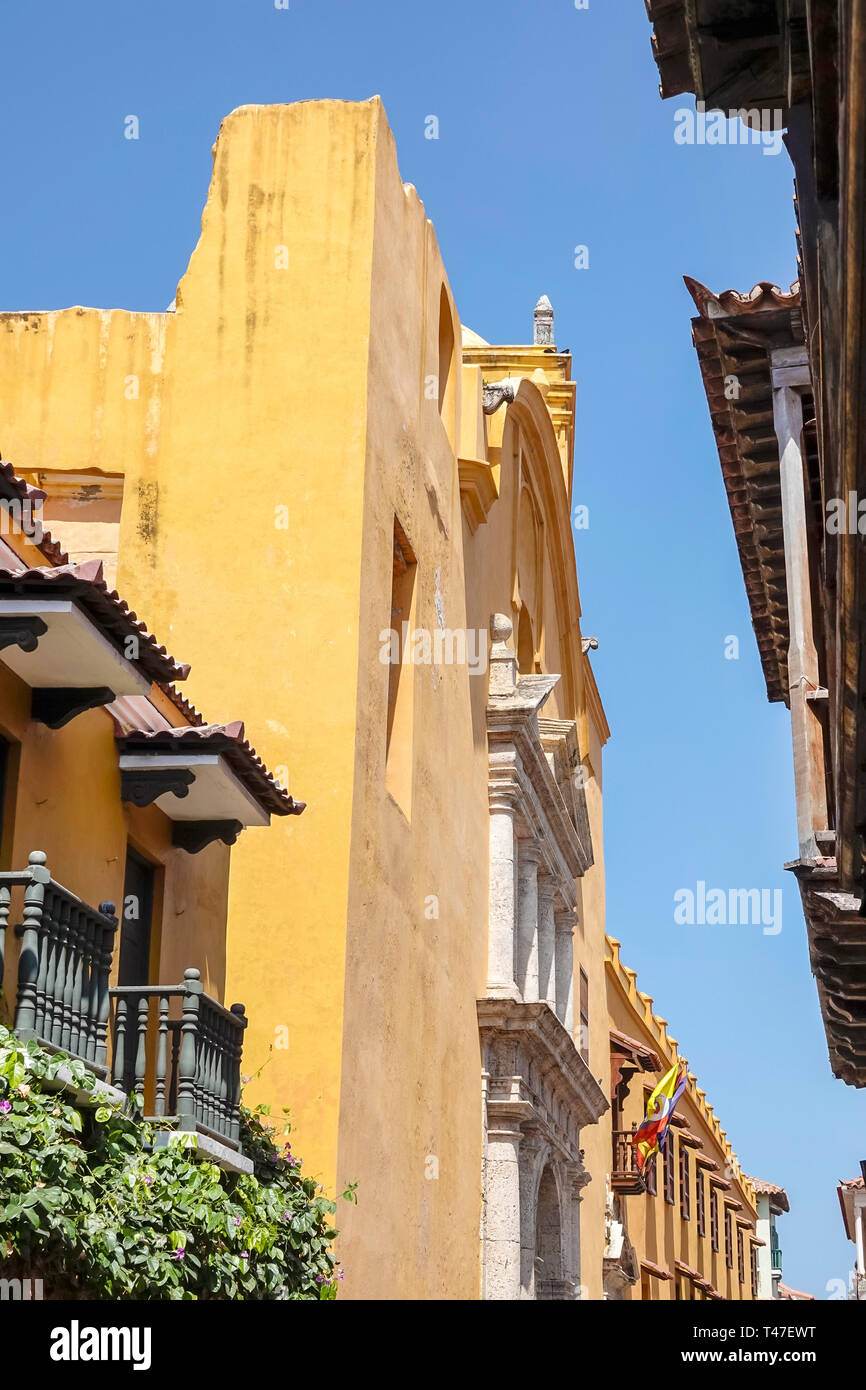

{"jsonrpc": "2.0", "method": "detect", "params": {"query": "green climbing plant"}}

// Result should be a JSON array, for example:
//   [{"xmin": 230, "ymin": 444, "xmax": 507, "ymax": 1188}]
[{"xmin": 0, "ymin": 1025, "xmax": 356, "ymax": 1300}]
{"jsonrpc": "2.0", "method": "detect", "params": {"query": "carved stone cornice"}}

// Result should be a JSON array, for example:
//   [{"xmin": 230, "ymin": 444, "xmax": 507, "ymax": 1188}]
[{"xmin": 478, "ymin": 996, "xmax": 608, "ymax": 1142}]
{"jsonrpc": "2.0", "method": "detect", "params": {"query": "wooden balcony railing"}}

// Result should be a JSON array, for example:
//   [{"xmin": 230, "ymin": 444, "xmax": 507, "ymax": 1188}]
[
  {"xmin": 611, "ymin": 1126, "xmax": 647, "ymax": 1195},
  {"xmin": 109, "ymin": 971, "xmax": 247, "ymax": 1149},
  {"xmin": 0, "ymin": 851, "xmax": 117, "ymax": 1078},
  {"xmin": 0, "ymin": 852, "xmax": 247, "ymax": 1152}
]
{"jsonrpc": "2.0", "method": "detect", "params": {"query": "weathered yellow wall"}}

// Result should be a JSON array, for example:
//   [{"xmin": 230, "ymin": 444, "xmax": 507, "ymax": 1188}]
[
  {"xmin": 606, "ymin": 940, "xmax": 759, "ymax": 1300},
  {"xmin": 0, "ymin": 101, "xmax": 378, "ymax": 1195},
  {"xmin": 334, "ymin": 111, "xmax": 488, "ymax": 1298}
]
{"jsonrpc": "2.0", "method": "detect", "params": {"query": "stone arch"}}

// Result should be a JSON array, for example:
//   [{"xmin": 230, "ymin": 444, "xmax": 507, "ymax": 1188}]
[{"xmin": 535, "ymin": 1164, "xmax": 563, "ymax": 1297}]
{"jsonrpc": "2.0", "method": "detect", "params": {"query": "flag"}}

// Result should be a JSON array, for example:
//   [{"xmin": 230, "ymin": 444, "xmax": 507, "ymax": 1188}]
[{"xmin": 632, "ymin": 1061, "xmax": 688, "ymax": 1173}]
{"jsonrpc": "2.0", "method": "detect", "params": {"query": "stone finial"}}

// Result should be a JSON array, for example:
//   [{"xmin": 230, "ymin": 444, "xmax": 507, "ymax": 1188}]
[
  {"xmin": 534, "ymin": 295, "xmax": 555, "ymax": 347},
  {"xmin": 582, "ymin": 637, "xmax": 599, "ymax": 653},
  {"xmin": 488, "ymin": 613, "xmax": 517, "ymax": 695}
]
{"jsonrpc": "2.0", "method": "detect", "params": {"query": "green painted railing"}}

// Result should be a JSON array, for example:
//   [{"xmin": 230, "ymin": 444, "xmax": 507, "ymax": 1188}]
[
  {"xmin": 771, "ymin": 1247, "xmax": 783, "ymax": 1271},
  {"xmin": 0, "ymin": 853, "xmax": 247, "ymax": 1151},
  {"xmin": 0, "ymin": 852, "xmax": 117, "ymax": 1077},
  {"xmin": 109, "ymin": 970, "xmax": 247, "ymax": 1149}
]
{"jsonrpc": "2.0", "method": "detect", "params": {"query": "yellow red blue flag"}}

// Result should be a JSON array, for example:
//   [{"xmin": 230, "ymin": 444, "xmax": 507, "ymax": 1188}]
[{"xmin": 632, "ymin": 1061, "xmax": 688, "ymax": 1173}]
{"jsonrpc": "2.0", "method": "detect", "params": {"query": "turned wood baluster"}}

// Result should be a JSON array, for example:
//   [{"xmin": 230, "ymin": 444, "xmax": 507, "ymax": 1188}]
[
  {"xmin": 112, "ymin": 996, "xmax": 127, "ymax": 1089},
  {"xmin": 50, "ymin": 899, "xmax": 70, "ymax": 1048},
  {"xmin": 68, "ymin": 906, "xmax": 85, "ymax": 1059},
  {"xmin": 229, "ymin": 1004, "xmax": 246, "ymax": 1145},
  {"xmin": 154, "ymin": 993, "xmax": 169, "ymax": 1117},
  {"xmin": 94, "ymin": 905, "xmax": 116, "ymax": 1070},
  {"xmin": 0, "ymin": 884, "xmax": 9, "ymax": 994},
  {"xmin": 134, "ymin": 993, "xmax": 149, "ymax": 1099},
  {"xmin": 14, "ymin": 851, "xmax": 49, "ymax": 1041},
  {"xmin": 42, "ymin": 894, "xmax": 59, "ymax": 1044},
  {"xmin": 177, "ymin": 968, "xmax": 203, "ymax": 1132}
]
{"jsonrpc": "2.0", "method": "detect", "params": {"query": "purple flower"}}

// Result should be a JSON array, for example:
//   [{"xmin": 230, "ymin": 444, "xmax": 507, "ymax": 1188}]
[
  {"xmin": 0, "ymin": 1100, "xmax": 11, "ymax": 1115},
  {"xmin": 338, "ymin": 1269, "xmax": 344, "ymax": 1281},
  {"xmin": 173, "ymin": 1247, "xmax": 185, "ymax": 1260},
  {"xmin": 316, "ymin": 1274, "xmax": 325, "ymax": 1283},
  {"xmin": 143, "ymin": 1175, "xmax": 152, "ymax": 1188},
  {"xmin": 240, "ymin": 1250, "xmax": 249, "ymax": 1259},
  {"xmin": 234, "ymin": 1216, "xmax": 241, "ymax": 1227}
]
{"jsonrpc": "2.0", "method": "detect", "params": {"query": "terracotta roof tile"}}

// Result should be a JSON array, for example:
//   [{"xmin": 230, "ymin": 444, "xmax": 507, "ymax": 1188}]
[
  {"xmin": 0, "ymin": 457, "xmax": 70, "ymax": 567},
  {"xmin": 746, "ymin": 1176, "xmax": 790, "ymax": 1212},
  {"xmin": 0, "ymin": 559, "xmax": 190, "ymax": 686},
  {"xmin": 114, "ymin": 721, "xmax": 304, "ymax": 818}
]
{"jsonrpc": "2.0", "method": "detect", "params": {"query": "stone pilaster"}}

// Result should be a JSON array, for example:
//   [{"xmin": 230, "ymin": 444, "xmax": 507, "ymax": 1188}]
[
  {"xmin": 555, "ymin": 907, "xmax": 576, "ymax": 1035},
  {"xmin": 516, "ymin": 842, "xmax": 540, "ymax": 1001}
]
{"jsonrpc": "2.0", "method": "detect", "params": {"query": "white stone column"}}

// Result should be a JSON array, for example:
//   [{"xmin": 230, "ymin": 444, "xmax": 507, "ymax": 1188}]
[
  {"xmin": 537, "ymin": 877, "xmax": 557, "ymax": 1011},
  {"xmin": 516, "ymin": 842, "xmax": 540, "ymax": 1001},
  {"xmin": 856, "ymin": 1199, "xmax": 865, "ymax": 1277},
  {"xmin": 555, "ymin": 908, "xmax": 576, "ymax": 1034},
  {"xmin": 483, "ymin": 1109, "xmax": 524, "ymax": 1300},
  {"xmin": 487, "ymin": 785, "xmax": 519, "ymax": 996}
]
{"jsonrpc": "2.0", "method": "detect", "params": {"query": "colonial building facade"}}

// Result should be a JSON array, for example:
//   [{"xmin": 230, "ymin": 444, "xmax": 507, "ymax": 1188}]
[
  {"xmin": 596, "ymin": 937, "xmax": 769, "ymax": 1301},
  {"xmin": 0, "ymin": 96, "xmax": 781, "ymax": 1298}
]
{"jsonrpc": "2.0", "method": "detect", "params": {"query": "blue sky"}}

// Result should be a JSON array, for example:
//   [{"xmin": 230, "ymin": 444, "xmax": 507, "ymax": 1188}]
[{"xmin": 1, "ymin": 0, "xmax": 860, "ymax": 1298}]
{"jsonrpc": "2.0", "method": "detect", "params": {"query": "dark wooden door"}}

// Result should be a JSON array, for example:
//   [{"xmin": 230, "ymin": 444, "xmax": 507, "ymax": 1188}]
[{"xmin": 118, "ymin": 847, "xmax": 154, "ymax": 986}]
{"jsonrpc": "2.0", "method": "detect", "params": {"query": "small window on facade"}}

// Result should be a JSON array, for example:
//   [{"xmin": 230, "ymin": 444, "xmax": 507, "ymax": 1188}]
[
  {"xmin": 725, "ymin": 1207, "xmax": 733, "ymax": 1269},
  {"xmin": 750, "ymin": 1243, "xmax": 758, "ymax": 1297},
  {"xmin": 578, "ymin": 967, "xmax": 589, "ymax": 1062},
  {"xmin": 696, "ymin": 1167, "xmax": 705, "ymax": 1237},
  {"xmin": 646, "ymin": 1154, "xmax": 657, "ymax": 1197},
  {"xmin": 663, "ymin": 1133, "xmax": 675, "ymax": 1205},
  {"xmin": 710, "ymin": 1186, "xmax": 719, "ymax": 1252},
  {"xmin": 679, "ymin": 1143, "xmax": 691, "ymax": 1220},
  {"xmin": 737, "ymin": 1228, "xmax": 745, "ymax": 1284}
]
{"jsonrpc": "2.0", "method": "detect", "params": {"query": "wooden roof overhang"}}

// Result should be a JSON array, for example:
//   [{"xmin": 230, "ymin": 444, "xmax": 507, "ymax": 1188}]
[
  {"xmin": 687, "ymin": 277, "xmax": 808, "ymax": 705},
  {"xmin": 644, "ymin": 0, "xmax": 811, "ymax": 111},
  {"xmin": 0, "ymin": 560, "xmax": 190, "ymax": 727},
  {"xmin": 116, "ymin": 722, "xmax": 304, "ymax": 854},
  {"xmin": 648, "ymin": 0, "xmax": 866, "ymax": 1092}
]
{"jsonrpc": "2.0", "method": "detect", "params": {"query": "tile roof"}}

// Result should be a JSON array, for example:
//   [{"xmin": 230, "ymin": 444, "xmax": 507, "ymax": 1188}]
[
  {"xmin": 0, "ymin": 457, "xmax": 70, "ymax": 567},
  {"xmin": 610, "ymin": 1026, "xmax": 662, "ymax": 1072},
  {"xmin": 113, "ymin": 721, "xmax": 304, "ymax": 818},
  {"xmin": 686, "ymin": 276, "xmax": 807, "ymax": 705},
  {"xmin": 745, "ymin": 1176, "xmax": 790, "ymax": 1212},
  {"xmin": 777, "ymin": 1282, "xmax": 815, "ymax": 1301},
  {"xmin": 0, "ymin": 559, "xmax": 190, "ymax": 687}
]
